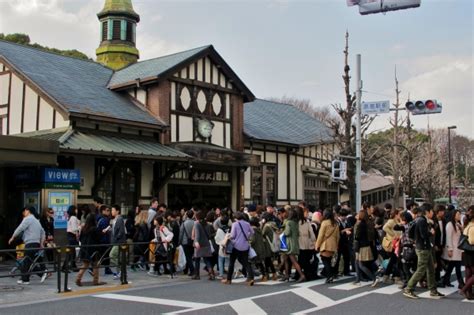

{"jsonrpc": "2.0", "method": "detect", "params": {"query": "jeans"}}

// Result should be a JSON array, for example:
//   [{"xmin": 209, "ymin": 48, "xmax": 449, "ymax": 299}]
[
  {"xmin": 21, "ymin": 243, "xmax": 45, "ymax": 282},
  {"xmin": 407, "ymin": 249, "xmax": 436, "ymax": 292},
  {"xmin": 443, "ymin": 260, "xmax": 463, "ymax": 285},
  {"xmin": 182, "ymin": 244, "xmax": 195, "ymax": 274},
  {"xmin": 227, "ymin": 249, "xmax": 254, "ymax": 281},
  {"xmin": 218, "ymin": 255, "xmax": 227, "ymax": 277}
]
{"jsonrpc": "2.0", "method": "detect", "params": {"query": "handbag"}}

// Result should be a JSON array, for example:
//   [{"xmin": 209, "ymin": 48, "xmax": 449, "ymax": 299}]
[
  {"xmin": 225, "ymin": 238, "xmax": 234, "ymax": 254},
  {"xmin": 458, "ymin": 228, "xmax": 474, "ymax": 252},
  {"xmin": 238, "ymin": 222, "xmax": 257, "ymax": 258},
  {"xmin": 382, "ymin": 236, "xmax": 393, "ymax": 252},
  {"xmin": 279, "ymin": 233, "xmax": 289, "ymax": 252}
]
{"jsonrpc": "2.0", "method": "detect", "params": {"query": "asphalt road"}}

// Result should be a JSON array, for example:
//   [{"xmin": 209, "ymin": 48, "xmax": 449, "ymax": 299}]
[{"xmin": 0, "ymin": 274, "xmax": 473, "ymax": 315}]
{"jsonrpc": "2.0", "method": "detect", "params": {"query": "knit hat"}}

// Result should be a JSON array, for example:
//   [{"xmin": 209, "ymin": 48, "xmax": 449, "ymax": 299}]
[{"xmin": 312, "ymin": 211, "xmax": 322, "ymax": 222}]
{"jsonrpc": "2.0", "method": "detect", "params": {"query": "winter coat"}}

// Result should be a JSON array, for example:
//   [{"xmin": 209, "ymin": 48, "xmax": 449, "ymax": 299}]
[
  {"xmin": 193, "ymin": 221, "xmax": 212, "ymax": 258},
  {"xmin": 298, "ymin": 220, "xmax": 316, "ymax": 250},
  {"xmin": 315, "ymin": 219, "xmax": 340, "ymax": 254},
  {"xmin": 262, "ymin": 221, "xmax": 278, "ymax": 257},
  {"xmin": 283, "ymin": 219, "xmax": 300, "ymax": 255},
  {"xmin": 250, "ymin": 226, "xmax": 267, "ymax": 262},
  {"xmin": 79, "ymin": 227, "xmax": 101, "ymax": 261},
  {"xmin": 442, "ymin": 221, "xmax": 463, "ymax": 261}
]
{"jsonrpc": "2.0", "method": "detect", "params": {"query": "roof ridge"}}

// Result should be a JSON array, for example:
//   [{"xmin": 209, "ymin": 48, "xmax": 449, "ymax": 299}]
[
  {"xmin": 0, "ymin": 39, "xmax": 105, "ymax": 68},
  {"xmin": 120, "ymin": 44, "xmax": 212, "ymax": 68}
]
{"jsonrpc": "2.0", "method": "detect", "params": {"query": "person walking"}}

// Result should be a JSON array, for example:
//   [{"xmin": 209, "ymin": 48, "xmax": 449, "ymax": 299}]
[
  {"xmin": 441, "ymin": 209, "xmax": 464, "ymax": 288},
  {"xmin": 403, "ymin": 203, "xmax": 445, "ymax": 299},
  {"xmin": 353, "ymin": 209, "xmax": 379, "ymax": 287},
  {"xmin": 179, "ymin": 209, "xmax": 195, "ymax": 276},
  {"xmin": 9, "ymin": 207, "xmax": 48, "ymax": 284},
  {"xmin": 280, "ymin": 208, "xmax": 306, "ymax": 282},
  {"xmin": 297, "ymin": 207, "xmax": 315, "ymax": 281},
  {"xmin": 382, "ymin": 209, "xmax": 402, "ymax": 284},
  {"xmin": 64, "ymin": 205, "xmax": 80, "ymax": 272},
  {"xmin": 222, "ymin": 211, "xmax": 255, "ymax": 286},
  {"xmin": 76, "ymin": 213, "xmax": 101, "ymax": 286},
  {"xmin": 262, "ymin": 212, "xmax": 278, "ymax": 280},
  {"xmin": 109, "ymin": 205, "xmax": 126, "ymax": 280},
  {"xmin": 133, "ymin": 210, "xmax": 149, "ymax": 270},
  {"xmin": 315, "ymin": 209, "xmax": 340, "ymax": 283},
  {"xmin": 192, "ymin": 211, "xmax": 215, "ymax": 280},
  {"xmin": 459, "ymin": 208, "xmax": 474, "ymax": 300},
  {"xmin": 39, "ymin": 208, "xmax": 55, "ymax": 264},
  {"xmin": 214, "ymin": 215, "xmax": 231, "ymax": 279}
]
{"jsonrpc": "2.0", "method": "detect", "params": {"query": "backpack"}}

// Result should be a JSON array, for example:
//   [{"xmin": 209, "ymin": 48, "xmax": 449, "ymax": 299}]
[{"xmin": 407, "ymin": 219, "xmax": 418, "ymax": 241}]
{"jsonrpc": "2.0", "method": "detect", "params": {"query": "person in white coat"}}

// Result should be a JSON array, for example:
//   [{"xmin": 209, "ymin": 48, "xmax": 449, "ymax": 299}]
[{"xmin": 441, "ymin": 210, "xmax": 464, "ymax": 288}]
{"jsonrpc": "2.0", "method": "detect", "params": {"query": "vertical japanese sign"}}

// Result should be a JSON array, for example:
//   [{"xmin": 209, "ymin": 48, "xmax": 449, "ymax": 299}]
[{"xmin": 48, "ymin": 191, "xmax": 73, "ymax": 229}]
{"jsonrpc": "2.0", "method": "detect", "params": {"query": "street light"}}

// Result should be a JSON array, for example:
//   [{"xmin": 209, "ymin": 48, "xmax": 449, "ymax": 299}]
[{"xmin": 448, "ymin": 126, "xmax": 457, "ymax": 204}]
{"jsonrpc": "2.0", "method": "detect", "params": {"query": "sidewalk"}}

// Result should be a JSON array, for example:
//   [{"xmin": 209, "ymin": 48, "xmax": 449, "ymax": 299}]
[{"xmin": 0, "ymin": 267, "xmax": 190, "ymax": 307}]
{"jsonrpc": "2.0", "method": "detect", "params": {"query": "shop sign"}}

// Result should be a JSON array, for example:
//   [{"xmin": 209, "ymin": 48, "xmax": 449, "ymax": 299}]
[
  {"xmin": 43, "ymin": 168, "xmax": 80, "ymax": 189},
  {"xmin": 189, "ymin": 170, "xmax": 215, "ymax": 183}
]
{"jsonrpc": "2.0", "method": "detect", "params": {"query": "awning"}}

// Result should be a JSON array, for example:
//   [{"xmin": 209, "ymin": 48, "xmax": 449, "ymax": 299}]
[
  {"xmin": 171, "ymin": 143, "xmax": 260, "ymax": 167},
  {"xmin": 20, "ymin": 128, "xmax": 190, "ymax": 161},
  {"xmin": 0, "ymin": 135, "xmax": 59, "ymax": 166}
]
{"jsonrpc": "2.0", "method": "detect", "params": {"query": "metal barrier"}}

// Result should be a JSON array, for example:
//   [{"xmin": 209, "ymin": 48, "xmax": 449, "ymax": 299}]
[{"xmin": 0, "ymin": 241, "xmax": 173, "ymax": 293}]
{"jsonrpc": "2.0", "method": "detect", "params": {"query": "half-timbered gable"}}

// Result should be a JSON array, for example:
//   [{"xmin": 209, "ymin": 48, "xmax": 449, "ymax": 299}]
[
  {"xmin": 0, "ymin": 62, "xmax": 69, "ymax": 135},
  {"xmin": 108, "ymin": 45, "xmax": 254, "ymax": 151},
  {"xmin": 244, "ymin": 99, "xmax": 337, "ymax": 208}
]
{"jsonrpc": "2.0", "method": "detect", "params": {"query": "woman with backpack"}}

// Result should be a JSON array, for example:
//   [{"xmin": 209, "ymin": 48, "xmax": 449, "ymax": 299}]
[
  {"xmin": 382, "ymin": 209, "xmax": 402, "ymax": 284},
  {"xmin": 214, "ymin": 215, "xmax": 231, "ymax": 279},
  {"xmin": 262, "ymin": 212, "xmax": 278, "ymax": 280},
  {"xmin": 394, "ymin": 211, "xmax": 416, "ymax": 289},
  {"xmin": 353, "ymin": 209, "xmax": 379, "ymax": 287}
]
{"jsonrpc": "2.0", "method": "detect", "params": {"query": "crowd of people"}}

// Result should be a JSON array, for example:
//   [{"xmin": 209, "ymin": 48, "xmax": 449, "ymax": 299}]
[{"xmin": 7, "ymin": 197, "xmax": 474, "ymax": 301}]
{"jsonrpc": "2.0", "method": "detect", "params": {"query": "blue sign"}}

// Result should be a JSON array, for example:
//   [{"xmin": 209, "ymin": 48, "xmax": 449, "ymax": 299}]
[
  {"xmin": 48, "ymin": 191, "xmax": 73, "ymax": 229},
  {"xmin": 43, "ymin": 168, "xmax": 80, "ymax": 184}
]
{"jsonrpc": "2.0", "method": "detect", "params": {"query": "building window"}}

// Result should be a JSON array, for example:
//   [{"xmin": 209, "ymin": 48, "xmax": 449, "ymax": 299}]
[
  {"xmin": 250, "ymin": 165, "xmax": 276, "ymax": 206},
  {"xmin": 126, "ymin": 21, "xmax": 134, "ymax": 42},
  {"xmin": 102, "ymin": 21, "xmax": 108, "ymax": 41},
  {"xmin": 251, "ymin": 166, "xmax": 262, "ymax": 205},
  {"xmin": 95, "ymin": 159, "xmax": 139, "ymax": 212},
  {"xmin": 112, "ymin": 20, "xmax": 121, "ymax": 40}
]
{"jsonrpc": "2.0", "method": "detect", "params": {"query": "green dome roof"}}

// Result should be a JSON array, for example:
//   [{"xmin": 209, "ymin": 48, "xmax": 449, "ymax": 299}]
[{"xmin": 98, "ymin": 0, "xmax": 139, "ymax": 21}]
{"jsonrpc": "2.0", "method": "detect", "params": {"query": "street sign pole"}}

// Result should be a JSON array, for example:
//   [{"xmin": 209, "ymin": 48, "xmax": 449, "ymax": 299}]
[{"xmin": 355, "ymin": 54, "xmax": 362, "ymax": 212}]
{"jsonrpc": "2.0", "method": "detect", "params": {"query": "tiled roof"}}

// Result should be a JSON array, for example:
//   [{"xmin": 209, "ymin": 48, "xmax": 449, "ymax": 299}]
[
  {"xmin": 108, "ymin": 45, "xmax": 211, "ymax": 87},
  {"xmin": 0, "ymin": 40, "xmax": 164, "ymax": 128},
  {"xmin": 361, "ymin": 171, "xmax": 394, "ymax": 192},
  {"xmin": 20, "ymin": 128, "xmax": 189, "ymax": 160},
  {"xmin": 244, "ymin": 99, "xmax": 334, "ymax": 146}
]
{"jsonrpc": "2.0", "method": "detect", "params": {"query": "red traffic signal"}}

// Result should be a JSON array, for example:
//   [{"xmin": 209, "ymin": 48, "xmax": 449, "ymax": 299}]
[{"xmin": 405, "ymin": 100, "xmax": 442, "ymax": 115}]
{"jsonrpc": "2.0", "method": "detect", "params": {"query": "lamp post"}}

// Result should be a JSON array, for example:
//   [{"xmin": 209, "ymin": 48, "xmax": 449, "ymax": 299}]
[{"xmin": 447, "ymin": 126, "xmax": 457, "ymax": 204}]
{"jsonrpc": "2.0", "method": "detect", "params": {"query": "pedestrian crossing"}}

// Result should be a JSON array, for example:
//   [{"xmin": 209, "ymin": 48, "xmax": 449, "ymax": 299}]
[{"xmin": 93, "ymin": 275, "xmax": 472, "ymax": 315}]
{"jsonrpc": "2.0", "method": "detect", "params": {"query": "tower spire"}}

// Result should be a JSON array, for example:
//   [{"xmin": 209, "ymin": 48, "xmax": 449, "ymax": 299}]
[{"xmin": 96, "ymin": 0, "xmax": 140, "ymax": 70}]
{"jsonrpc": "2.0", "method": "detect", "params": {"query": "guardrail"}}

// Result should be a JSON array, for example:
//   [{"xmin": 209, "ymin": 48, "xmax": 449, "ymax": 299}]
[{"xmin": 0, "ymin": 241, "xmax": 173, "ymax": 293}]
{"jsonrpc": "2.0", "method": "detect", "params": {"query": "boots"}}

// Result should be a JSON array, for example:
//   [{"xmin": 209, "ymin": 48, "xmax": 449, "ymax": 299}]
[{"xmin": 261, "ymin": 275, "xmax": 268, "ymax": 282}]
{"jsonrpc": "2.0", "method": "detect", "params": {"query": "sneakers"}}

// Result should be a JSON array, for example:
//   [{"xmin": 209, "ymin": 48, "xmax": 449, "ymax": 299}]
[
  {"xmin": 429, "ymin": 291, "xmax": 445, "ymax": 297},
  {"xmin": 40, "ymin": 272, "xmax": 48, "ymax": 283},
  {"xmin": 17, "ymin": 280, "xmax": 30, "ymax": 285},
  {"xmin": 113, "ymin": 272, "xmax": 121, "ymax": 280},
  {"xmin": 403, "ymin": 289, "xmax": 419, "ymax": 299},
  {"xmin": 370, "ymin": 278, "xmax": 381, "ymax": 288}
]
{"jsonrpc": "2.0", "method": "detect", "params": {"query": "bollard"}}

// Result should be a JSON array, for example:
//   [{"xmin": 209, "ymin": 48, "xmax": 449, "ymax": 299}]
[
  {"xmin": 120, "ymin": 244, "xmax": 128, "ymax": 285},
  {"xmin": 56, "ymin": 247, "xmax": 62, "ymax": 293},
  {"xmin": 63, "ymin": 247, "xmax": 71, "ymax": 292}
]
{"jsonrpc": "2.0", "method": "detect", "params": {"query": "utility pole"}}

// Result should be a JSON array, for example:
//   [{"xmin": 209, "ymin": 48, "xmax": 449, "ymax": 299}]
[
  {"xmin": 448, "ymin": 126, "xmax": 457, "ymax": 204},
  {"xmin": 355, "ymin": 54, "xmax": 362, "ymax": 212},
  {"xmin": 392, "ymin": 67, "xmax": 401, "ymax": 208}
]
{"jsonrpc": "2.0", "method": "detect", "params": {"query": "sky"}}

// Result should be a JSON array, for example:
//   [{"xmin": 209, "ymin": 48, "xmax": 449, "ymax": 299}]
[{"xmin": 0, "ymin": 0, "xmax": 472, "ymax": 138}]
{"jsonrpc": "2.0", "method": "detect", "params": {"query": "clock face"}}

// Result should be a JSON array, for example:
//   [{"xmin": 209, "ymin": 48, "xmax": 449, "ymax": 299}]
[{"xmin": 197, "ymin": 119, "xmax": 214, "ymax": 139}]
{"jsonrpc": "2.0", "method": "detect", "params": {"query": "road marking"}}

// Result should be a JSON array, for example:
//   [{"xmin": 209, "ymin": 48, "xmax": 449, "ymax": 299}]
[
  {"xmin": 292, "ymin": 287, "xmax": 334, "ymax": 307},
  {"xmin": 95, "ymin": 293, "xmax": 211, "ymax": 309},
  {"xmin": 292, "ymin": 276, "xmax": 351, "ymax": 288},
  {"xmin": 229, "ymin": 299, "xmax": 266, "ymax": 314},
  {"xmin": 60, "ymin": 284, "xmax": 131, "ymax": 297},
  {"xmin": 462, "ymin": 299, "xmax": 474, "ymax": 303},
  {"xmin": 372, "ymin": 284, "xmax": 401, "ymax": 295},
  {"xmin": 418, "ymin": 281, "xmax": 458, "ymax": 299},
  {"xmin": 293, "ymin": 291, "xmax": 371, "ymax": 315},
  {"xmin": 231, "ymin": 278, "xmax": 281, "ymax": 286},
  {"xmin": 330, "ymin": 281, "xmax": 372, "ymax": 290}
]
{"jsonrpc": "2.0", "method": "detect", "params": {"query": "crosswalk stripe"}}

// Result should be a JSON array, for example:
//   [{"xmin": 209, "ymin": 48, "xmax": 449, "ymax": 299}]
[
  {"xmin": 372, "ymin": 284, "xmax": 401, "ymax": 295},
  {"xmin": 330, "ymin": 281, "xmax": 372, "ymax": 290},
  {"xmin": 229, "ymin": 299, "xmax": 266, "ymax": 315},
  {"xmin": 292, "ymin": 287, "xmax": 334, "ymax": 307},
  {"xmin": 94, "ymin": 293, "xmax": 211, "ymax": 309},
  {"xmin": 418, "ymin": 281, "xmax": 459, "ymax": 299},
  {"xmin": 292, "ymin": 275, "xmax": 351, "ymax": 288}
]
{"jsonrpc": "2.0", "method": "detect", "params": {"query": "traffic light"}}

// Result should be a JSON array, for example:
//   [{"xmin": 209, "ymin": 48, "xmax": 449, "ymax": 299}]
[
  {"xmin": 405, "ymin": 99, "xmax": 442, "ymax": 115},
  {"xmin": 332, "ymin": 160, "xmax": 347, "ymax": 181}
]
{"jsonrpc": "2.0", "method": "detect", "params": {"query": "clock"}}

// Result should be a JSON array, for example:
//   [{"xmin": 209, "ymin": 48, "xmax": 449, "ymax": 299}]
[{"xmin": 196, "ymin": 118, "xmax": 214, "ymax": 139}]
